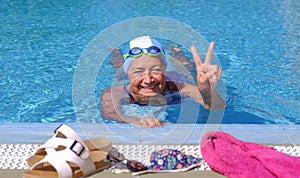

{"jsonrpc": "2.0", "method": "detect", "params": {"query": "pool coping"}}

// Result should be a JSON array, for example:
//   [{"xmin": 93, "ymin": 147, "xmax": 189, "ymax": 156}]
[{"xmin": 1, "ymin": 123, "xmax": 299, "ymax": 145}]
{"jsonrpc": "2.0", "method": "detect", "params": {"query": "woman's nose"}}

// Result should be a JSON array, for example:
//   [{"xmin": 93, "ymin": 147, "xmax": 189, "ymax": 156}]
[{"xmin": 143, "ymin": 72, "xmax": 152, "ymax": 83}]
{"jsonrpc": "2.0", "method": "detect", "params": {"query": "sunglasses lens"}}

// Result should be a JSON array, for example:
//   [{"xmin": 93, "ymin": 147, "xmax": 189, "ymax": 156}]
[
  {"xmin": 129, "ymin": 47, "xmax": 143, "ymax": 55},
  {"xmin": 126, "ymin": 160, "xmax": 148, "ymax": 172},
  {"xmin": 107, "ymin": 150, "xmax": 124, "ymax": 162},
  {"xmin": 147, "ymin": 46, "xmax": 161, "ymax": 54}
]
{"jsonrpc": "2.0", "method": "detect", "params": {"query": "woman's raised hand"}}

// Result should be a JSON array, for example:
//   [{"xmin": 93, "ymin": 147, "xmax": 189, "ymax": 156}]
[{"xmin": 190, "ymin": 42, "xmax": 222, "ymax": 92}]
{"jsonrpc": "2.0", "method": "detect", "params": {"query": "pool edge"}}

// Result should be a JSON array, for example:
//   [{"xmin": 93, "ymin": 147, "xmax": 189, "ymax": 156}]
[{"xmin": 0, "ymin": 123, "xmax": 299, "ymax": 145}]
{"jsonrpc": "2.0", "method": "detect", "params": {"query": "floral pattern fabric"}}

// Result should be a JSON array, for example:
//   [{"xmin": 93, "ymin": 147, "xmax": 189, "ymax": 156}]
[{"xmin": 150, "ymin": 149, "xmax": 202, "ymax": 171}]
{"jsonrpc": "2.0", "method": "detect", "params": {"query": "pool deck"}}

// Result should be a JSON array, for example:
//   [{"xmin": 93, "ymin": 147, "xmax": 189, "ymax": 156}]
[
  {"xmin": 1, "ymin": 169, "xmax": 226, "ymax": 178},
  {"xmin": 1, "ymin": 123, "xmax": 300, "ymax": 177}
]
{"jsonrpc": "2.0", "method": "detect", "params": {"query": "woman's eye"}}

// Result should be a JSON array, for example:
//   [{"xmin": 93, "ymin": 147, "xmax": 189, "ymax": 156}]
[
  {"xmin": 133, "ymin": 70, "xmax": 143, "ymax": 75},
  {"xmin": 152, "ymin": 68, "xmax": 163, "ymax": 73}
]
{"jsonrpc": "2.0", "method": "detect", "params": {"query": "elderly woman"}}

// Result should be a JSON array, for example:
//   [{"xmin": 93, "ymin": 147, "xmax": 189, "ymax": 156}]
[{"xmin": 100, "ymin": 36, "xmax": 225, "ymax": 128}]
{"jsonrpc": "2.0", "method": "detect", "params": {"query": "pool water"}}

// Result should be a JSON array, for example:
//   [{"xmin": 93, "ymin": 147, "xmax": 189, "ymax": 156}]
[{"xmin": 1, "ymin": 0, "xmax": 299, "ymax": 124}]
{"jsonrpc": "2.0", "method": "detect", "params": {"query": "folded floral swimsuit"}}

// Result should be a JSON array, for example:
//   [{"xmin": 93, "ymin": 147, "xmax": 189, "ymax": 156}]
[{"xmin": 150, "ymin": 149, "xmax": 202, "ymax": 171}]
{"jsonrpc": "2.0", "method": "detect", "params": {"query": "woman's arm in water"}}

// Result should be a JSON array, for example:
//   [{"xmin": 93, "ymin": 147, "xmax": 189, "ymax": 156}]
[
  {"xmin": 100, "ymin": 85, "xmax": 165, "ymax": 127},
  {"xmin": 177, "ymin": 82, "xmax": 225, "ymax": 109},
  {"xmin": 100, "ymin": 85, "xmax": 129, "ymax": 123}
]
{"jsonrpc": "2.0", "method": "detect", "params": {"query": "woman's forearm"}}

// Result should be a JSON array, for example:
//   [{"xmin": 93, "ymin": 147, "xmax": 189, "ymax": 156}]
[
  {"xmin": 199, "ymin": 88, "xmax": 226, "ymax": 109},
  {"xmin": 101, "ymin": 108, "xmax": 140, "ymax": 124}
]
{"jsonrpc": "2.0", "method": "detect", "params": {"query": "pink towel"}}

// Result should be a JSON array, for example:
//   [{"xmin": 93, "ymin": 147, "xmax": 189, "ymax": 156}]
[{"xmin": 200, "ymin": 131, "xmax": 300, "ymax": 178}]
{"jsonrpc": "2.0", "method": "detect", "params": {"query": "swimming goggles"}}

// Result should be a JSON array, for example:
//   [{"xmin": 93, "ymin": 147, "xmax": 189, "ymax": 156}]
[{"xmin": 123, "ymin": 46, "xmax": 165, "ymax": 60}]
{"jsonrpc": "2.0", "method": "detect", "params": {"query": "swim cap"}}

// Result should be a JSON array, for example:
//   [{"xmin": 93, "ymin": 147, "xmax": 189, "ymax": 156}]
[{"xmin": 123, "ymin": 36, "xmax": 167, "ymax": 75}]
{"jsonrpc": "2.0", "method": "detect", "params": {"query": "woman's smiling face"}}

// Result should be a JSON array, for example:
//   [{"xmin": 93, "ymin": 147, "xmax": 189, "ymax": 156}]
[{"xmin": 127, "ymin": 55, "xmax": 166, "ymax": 99}]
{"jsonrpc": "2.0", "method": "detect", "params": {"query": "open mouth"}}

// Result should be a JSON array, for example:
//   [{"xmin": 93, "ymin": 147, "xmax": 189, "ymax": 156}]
[{"xmin": 139, "ymin": 83, "xmax": 158, "ymax": 91}]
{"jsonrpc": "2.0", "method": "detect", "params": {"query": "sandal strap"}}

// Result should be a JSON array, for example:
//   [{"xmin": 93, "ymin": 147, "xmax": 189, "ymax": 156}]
[
  {"xmin": 32, "ymin": 139, "xmax": 97, "ymax": 178},
  {"xmin": 38, "ymin": 134, "xmax": 90, "ymax": 160},
  {"xmin": 36, "ymin": 124, "xmax": 90, "ymax": 159},
  {"xmin": 54, "ymin": 124, "xmax": 82, "ymax": 141},
  {"xmin": 44, "ymin": 137, "xmax": 90, "ymax": 159}
]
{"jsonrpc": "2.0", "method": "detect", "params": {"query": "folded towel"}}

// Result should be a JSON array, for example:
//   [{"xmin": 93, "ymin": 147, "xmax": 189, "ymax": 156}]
[{"xmin": 200, "ymin": 131, "xmax": 300, "ymax": 178}]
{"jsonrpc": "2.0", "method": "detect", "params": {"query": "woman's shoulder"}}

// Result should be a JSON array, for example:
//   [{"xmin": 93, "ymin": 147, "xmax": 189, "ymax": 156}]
[
  {"xmin": 101, "ymin": 85, "xmax": 127, "ymax": 96},
  {"xmin": 166, "ymin": 81, "xmax": 184, "ymax": 91}
]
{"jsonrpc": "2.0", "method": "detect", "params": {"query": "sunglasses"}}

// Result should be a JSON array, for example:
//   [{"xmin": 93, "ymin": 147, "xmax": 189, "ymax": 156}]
[
  {"xmin": 107, "ymin": 149, "xmax": 148, "ymax": 172},
  {"xmin": 123, "ymin": 46, "xmax": 165, "ymax": 60}
]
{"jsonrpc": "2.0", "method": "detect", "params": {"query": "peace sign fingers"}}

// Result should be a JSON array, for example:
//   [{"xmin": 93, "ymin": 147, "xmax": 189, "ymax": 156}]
[
  {"xmin": 189, "ymin": 42, "xmax": 225, "ymax": 109},
  {"xmin": 204, "ymin": 42, "xmax": 215, "ymax": 65},
  {"xmin": 190, "ymin": 45, "xmax": 205, "ymax": 75},
  {"xmin": 190, "ymin": 42, "xmax": 220, "ymax": 91}
]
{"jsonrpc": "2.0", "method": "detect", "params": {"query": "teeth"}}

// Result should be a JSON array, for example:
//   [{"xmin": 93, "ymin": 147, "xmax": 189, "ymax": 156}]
[
  {"xmin": 141, "ymin": 84, "xmax": 156, "ymax": 89},
  {"xmin": 149, "ymin": 85, "xmax": 156, "ymax": 89}
]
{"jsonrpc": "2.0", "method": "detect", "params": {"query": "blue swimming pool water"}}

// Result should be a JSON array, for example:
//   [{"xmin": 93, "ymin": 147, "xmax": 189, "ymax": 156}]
[{"xmin": 1, "ymin": 0, "xmax": 299, "ymax": 124}]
